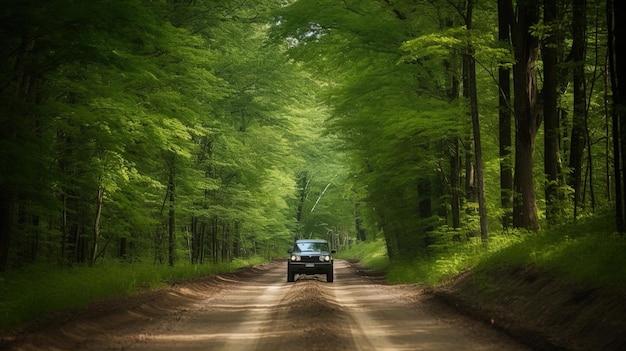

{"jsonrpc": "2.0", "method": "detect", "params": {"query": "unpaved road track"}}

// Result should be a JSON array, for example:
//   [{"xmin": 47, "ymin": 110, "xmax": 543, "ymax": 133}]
[{"xmin": 2, "ymin": 260, "xmax": 529, "ymax": 351}]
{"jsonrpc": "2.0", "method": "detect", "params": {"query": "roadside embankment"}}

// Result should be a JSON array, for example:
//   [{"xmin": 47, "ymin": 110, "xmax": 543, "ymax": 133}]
[{"xmin": 432, "ymin": 265, "xmax": 626, "ymax": 350}]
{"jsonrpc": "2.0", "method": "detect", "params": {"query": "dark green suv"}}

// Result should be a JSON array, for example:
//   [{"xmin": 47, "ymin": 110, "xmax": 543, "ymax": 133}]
[{"xmin": 287, "ymin": 239, "xmax": 335, "ymax": 282}]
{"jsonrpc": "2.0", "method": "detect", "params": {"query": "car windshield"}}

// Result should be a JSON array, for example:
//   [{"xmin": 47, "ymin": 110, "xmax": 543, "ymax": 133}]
[{"xmin": 294, "ymin": 242, "xmax": 328, "ymax": 252}]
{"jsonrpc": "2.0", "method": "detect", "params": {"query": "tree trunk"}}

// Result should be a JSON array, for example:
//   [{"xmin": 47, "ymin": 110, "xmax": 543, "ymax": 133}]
[
  {"xmin": 450, "ymin": 137, "xmax": 461, "ymax": 229},
  {"xmin": 379, "ymin": 213, "xmax": 398, "ymax": 261},
  {"xmin": 90, "ymin": 185, "xmax": 104, "ymax": 266},
  {"xmin": 604, "ymin": 43, "xmax": 613, "ymax": 203},
  {"xmin": 0, "ymin": 32, "xmax": 38, "ymax": 271},
  {"xmin": 191, "ymin": 214, "xmax": 198, "ymax": 264},
  {"xmin": 354, "ymin": 203, "xmax": 367, "ymax": 241},
  {"xmin": 608, "ymin": 0, "xmax": 626, "ymax": 231},
  {"xmin": 570, "ymin": 0, "xmax": 588, "ymax": 219},
  {"xmin": 498, "ymin": 0, "xmax": 513, "ymax": 230},
  {"xmin": 543, "ymin": 0, "xmax": 561, "ymax": 225},
  {"xmin": 0, "ymin": 190, "xmax": 13, "ymax": 272},
  {"xmin": 508, "ymin": 0, "xmax": 541, "ymax": 231},
  {"xmin": 465, "ymin": 0, "xmax": 488, "ymax": 241},
  {"xmin": 584, "ymin": 3, "xmax": 604, "ymax": 213},
  {"xmin": 211, "ymin": 217, "xmax": 218, "ymax": 263},
  {"xmin": 221, "ymin": 222, "xmax": 230, "ymax": 263},
  {"xmin": 168, "ymin": 169, "xmax": 176, "ymax": 267},
  {"xmin": 200, "ymin": 222, "xmax": 206, "ymax": 263},
  {"xmin": 119, "ymin": 237, "xmax": 127, "ymax": 259}
]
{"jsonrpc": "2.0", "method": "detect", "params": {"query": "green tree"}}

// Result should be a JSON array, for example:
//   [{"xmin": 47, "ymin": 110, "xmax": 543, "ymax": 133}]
[
  {"xmin": 542, "ymin": 0, "xmax": 563, "ymax": 224},
  {"xmin": 0, "ymin": 0, "xmax": 319, "ymax": 269},
  {"xmin": 504, "ymin": 0, "xmax": 542, "ymax": 231}
]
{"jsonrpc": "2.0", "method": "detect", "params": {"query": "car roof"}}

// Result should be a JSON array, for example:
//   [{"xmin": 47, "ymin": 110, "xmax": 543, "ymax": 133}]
[{"xmin": 295, "ymin": 239, "xmax": 327, "ymax": 243}]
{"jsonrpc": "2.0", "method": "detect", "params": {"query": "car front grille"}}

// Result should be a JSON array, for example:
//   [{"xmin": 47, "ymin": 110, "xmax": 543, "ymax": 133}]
[{"xmin": 299, "ymin": 255, "xmax": 321, "ymax": 263}]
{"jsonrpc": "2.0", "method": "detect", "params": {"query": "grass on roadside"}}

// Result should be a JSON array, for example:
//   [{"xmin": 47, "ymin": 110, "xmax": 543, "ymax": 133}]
[
  {"xmin": 338, "ymin": 212, "xmax": 626, "ymax": 290},
  {"xmin": 0, "ymin": 256, "xmax": 266, "ymax": 331},
  {"xmin": 335, "ymin": 239, "xmax": 389, "ymax": 271}
]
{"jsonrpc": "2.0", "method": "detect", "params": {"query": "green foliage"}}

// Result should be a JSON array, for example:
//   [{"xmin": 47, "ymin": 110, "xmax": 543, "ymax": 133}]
[
  {"xmin": 335, "ymin": 238, "xmax": 390, "ymax": 271},
  {"xmin": 271, "ymin": 0, "xmax": 619, "ymax": 263},
  {"xmin": 382, "ymin": 232, "xmax": 521, "ymax": 285},
  {"xmin": 0, "ymin": 0, "xmax": 328, "ymax": 269},
  {"xmin": 484, "ymin": 212, "xmax": 626, "ymax": 288},
  {"xmin": 1, "ymin": 0, "xmax": 622, "ymax": 333},
  {"xmin": 345, "ymin": 212, "xmax": 626, "ymax": 291}
]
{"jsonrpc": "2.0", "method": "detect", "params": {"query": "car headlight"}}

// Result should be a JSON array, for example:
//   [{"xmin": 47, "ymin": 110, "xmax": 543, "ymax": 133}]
[
  {"xmin": 290, "ymin": 255, "xmax": 301, "ymax": 262},
  {"xmin": 319, "ymin": 255, "xmax": 331, "ymax": 262}
]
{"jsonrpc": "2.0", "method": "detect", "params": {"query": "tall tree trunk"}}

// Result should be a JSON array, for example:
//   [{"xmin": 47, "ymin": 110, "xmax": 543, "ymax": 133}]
[
  {"xmin": 354, "ymin": 203, "xmax": 367, "ymax": 241},
  {"xmin": 211, "ymin": 217, "xmax": 218, "ymax": 263},
  {"xmin": 498, "ymin": 0, "xmax": 513, "ymax": 229},
  {"xmin": 379, "ymin": 213, "xmax": 398, "ymax": 261},
  {"xmin": 543, "ymin": 0, "xmax": 561, "ymax": 225},
  {"xmin": 570, "ymin": 0, "xmax": 588, "ymax": 219},
  {"xmin": 168, "ymin": 169, "xmax": 176, "ymax": 267},
  {"xmin": 608, "ymin": 0, "xmax": 626, "ymax": 231},
  {"xmin": 119, "ymin": 237, "xmax": 127, "ymax": 259},
  {"xmin": 584, "ymin": 4, "xmax": 604, "ymax": 213},
  {"xmin": 0, "ymin": 190, "xmax": 13, "ymax": 272},
  {"xmin": 450, "ymin": 138, "xmax": 461, "ymax": 229},
  {"xmin": 461, "ymin": 37, "xmax": 477, "ymax": 204},
  {"xmin": 508, "ymin": 0, "xmax": 541, "ymax": 231},
  {"xmin": 605, "ymin": 51, "xmax": 612, "ymax": 203},
  {"xmin": 448, "ymin": 56, "xmax": 461, "ymax": 230},
  {"xmin": 191, "ymin": 214, "xmax": 199, "ymax": 264},
  {"xmin": 200, "ymin": 222, "xmax": 206, "ymax": 264},
  {"xmin": 0, "ymin": 32, "xmax": 38, "ymax": 271},
  {"xmin": 465, "ymin": 0, "xmax": 488, "ymax": 241},
  {"xmin": 295, "ymin": 171, "xmax": 309, "ymax": 223},
  {"xmin": 355, "ymin": 216, "xmax": 367, "ymax": 241},
  {"xmin": 90, "ymin": 185, "xmax": 105, "ymax": 266},
  {"xmin": 60, "ymin": 192, "xmax": 68, "ymax": 264},
  {"xmin": 221, "ymin": 222, "xmax": 228, "ymax": 263}
]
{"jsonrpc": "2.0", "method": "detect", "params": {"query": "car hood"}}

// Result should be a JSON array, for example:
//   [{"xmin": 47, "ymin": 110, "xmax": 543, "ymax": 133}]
[{"xmin": 294, "ymin": 251, "xmax": 331, "ymax": 256}]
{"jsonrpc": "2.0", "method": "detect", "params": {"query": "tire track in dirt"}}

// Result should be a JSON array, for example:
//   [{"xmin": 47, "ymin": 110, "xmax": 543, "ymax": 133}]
[
  {"xmin": 257, "ymin": 276, "xmax": 357, "ymax": 351},
  {"xmin": 127, "ymin": 262, "xmax": 292, "ymax": 351},
  {"xmin": 330, "ymin": 260, "xmax": 530, "ymax": 351},
  {"xmin": 2, "ymin": 260, "xmax": 530, "ymax": 351}
]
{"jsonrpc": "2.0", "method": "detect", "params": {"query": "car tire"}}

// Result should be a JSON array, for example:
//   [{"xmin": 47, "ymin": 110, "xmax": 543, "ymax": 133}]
[
  {"xmin": 287, "ymin": 268, "xmax": 295, "ymax": 282},
  {"xmin": 327, "ymin": 269, "xmax": 334, "ymax": 282}
]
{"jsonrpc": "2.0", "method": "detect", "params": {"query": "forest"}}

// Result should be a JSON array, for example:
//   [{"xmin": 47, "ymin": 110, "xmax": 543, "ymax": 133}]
[{"xmin": 1, "ymin": 0, "xmax": 626, "ymax": 327}]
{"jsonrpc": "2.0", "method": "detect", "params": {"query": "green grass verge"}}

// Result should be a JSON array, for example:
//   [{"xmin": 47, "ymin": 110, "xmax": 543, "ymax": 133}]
[
  {"xmin": 483, "ymin": 214, "xmax": 626, "ymax": 289},
  {"xmin": 338, "ymin": 212, "xmax": 626, "ymax": 290},
  {"xmin": 0, "ymin": 256, "xmax": 266, "ymax": 331},
  {"xmin": 335, "ymin": 239, "xmax": 390, "ymax": 271}
]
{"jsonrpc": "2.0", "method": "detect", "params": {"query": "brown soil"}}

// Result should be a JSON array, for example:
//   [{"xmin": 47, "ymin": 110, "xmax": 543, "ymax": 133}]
[
  {"xmin": 433, "ymin": 264, "xmax": 626, "ymax": 350},
  {"xmin": 0, "ymin": 259, "xmax": 621, "ymax": 350}
]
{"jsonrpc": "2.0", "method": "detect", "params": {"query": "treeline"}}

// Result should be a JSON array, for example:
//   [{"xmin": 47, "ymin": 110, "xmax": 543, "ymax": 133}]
[
  {"xmin": 4, "ymin": 0, "xmax": 626, "ymax": 271},
  {"xmin": 273, "ymin": 0, "xmax": 626, "ymax": 260},
  {"xmin": 0, "ymin": 0, "xmax": 356, "ymax": 271}
]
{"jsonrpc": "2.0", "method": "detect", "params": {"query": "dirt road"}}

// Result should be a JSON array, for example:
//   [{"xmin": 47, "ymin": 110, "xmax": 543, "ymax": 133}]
[{"xmin": 2, "ymin": 260, "xmax": 530, "ymax": 351}]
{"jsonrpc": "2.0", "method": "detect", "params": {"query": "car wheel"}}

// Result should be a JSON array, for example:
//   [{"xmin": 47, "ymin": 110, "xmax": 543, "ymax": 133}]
[
  {"xmin": 287, "ymin": 268, "xmax": 295, "ymax": 282},
  {"xmin": 327, "ymin": 269, "xmax": 334, "ymax": 282}
]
